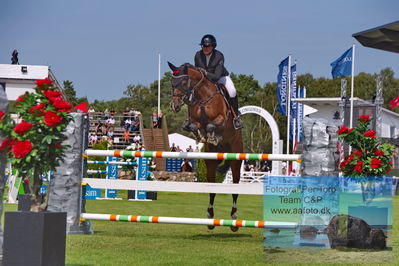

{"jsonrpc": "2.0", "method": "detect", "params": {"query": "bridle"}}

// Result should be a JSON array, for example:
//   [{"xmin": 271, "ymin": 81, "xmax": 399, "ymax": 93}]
[{"xmin": 171, "ymin": 68, "xmax": 205, "ymax": 105}]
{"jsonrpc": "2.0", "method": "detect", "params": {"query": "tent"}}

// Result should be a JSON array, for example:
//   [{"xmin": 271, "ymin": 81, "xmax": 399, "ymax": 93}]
[{"xmin": 168, "ymin": 133, "xmax": 204, "ymax": 151}]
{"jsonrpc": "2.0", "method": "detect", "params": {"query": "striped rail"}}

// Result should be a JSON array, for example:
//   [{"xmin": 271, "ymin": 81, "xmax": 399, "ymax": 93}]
[
  {"xmin": 85, "ymin": 149, "xmax": 301, "ymax": 162},
  {"xmin": 87, "ymin": 160, "xmax": 137, "ymax": 166},
  {"xmin": 80, "ymin": 213, "xmax": 297, "ymax": 229},
  {"xmin": 87, "ymin": 170, "xmax": 108, "ymax": 174}
]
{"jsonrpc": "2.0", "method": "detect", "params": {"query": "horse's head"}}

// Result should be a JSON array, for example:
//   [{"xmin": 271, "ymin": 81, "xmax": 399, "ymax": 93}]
[{"xmin": 168, "ymin": 62, "xmax": 194, "ymax": 112}]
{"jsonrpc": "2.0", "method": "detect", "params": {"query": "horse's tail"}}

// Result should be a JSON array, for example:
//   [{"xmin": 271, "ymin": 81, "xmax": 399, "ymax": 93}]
[{"xmin": 217, "ymin": 161, "xmax": 231, "ymax": 174}]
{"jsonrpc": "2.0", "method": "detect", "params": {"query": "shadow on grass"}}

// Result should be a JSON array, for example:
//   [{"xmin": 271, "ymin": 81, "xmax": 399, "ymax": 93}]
[
  {"xmin": 334, "ymin": 246, "xmax": 393, "ymax": 252},
  {"xmin": 192, "ymin": 233, "xmax": 253, "ymax": 239},
  {"xmin": 264, "ymin": 248, "xmax": 285, "ymax": 254}
]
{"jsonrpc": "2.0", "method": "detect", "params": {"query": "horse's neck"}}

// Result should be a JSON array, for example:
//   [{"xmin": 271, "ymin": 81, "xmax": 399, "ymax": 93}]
[{"xmin": 193, "ymin": 80, "xmax": 217, "ymax": 100}]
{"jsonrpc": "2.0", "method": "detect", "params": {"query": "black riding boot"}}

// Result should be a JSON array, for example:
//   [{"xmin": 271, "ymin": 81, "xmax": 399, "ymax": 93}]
[
  {"xmin": 230, "ymin": 96, "xmax": 243, "ymax": 130},
  {"xmin": 181, "ymin": 119, "xmax": 191, "ymax": 131}
]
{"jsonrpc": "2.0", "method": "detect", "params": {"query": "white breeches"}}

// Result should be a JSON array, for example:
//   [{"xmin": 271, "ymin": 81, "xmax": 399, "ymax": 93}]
[{"xmin": 218, "ymin": 76, "xmax": 237, "ymax": 98}]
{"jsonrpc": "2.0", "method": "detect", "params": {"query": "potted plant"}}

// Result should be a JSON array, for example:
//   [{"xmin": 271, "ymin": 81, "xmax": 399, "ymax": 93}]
[
  {"xmin": 337, "ymin": 115, "xmax": 395, "ymax": 203},
  {"xmin": 0, "ymin": 78, "xmax": 72, "ymax": 265}
]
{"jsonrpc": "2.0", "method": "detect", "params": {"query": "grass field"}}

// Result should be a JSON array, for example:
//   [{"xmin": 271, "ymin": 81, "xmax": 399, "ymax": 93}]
[{"xmin": 3, "ymin": 192, "xmax": 398, "ymax": 265}]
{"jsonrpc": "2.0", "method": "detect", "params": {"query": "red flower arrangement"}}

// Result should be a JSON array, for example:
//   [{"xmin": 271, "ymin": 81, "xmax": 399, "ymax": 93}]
[
  {"xmin": 13, "ymin": 120, "xmax": 33, "ymax": 135},
  {"xmin": 0, "ymin": 110, "xmax": 5, "ymax": 121},
  {"xmin": 337, "ymin": 115, "xmax": 394, "ymax": 177},
  {"xmin": 0, "ymin": 78, "xmax": 72, "ymax": 211},
  {"xmin": 44, "ymin": 110, "xmax": 63, "ymax": 127},
  {"xmin": 12, "ymin": 140, "xmax": 33, "ymax": 158},
  {"xmin": 52, "ymin": 99, "xmax": 72, "ymax": 113},
  {"xmin": 36, "ymin": 77, "xmax": 53, "ymax": 88},
  {"xmin": 28, "ymin": 103, "xmax": 45, "ymax": 116},
  {"xmin": 364, "ymin": 130, "xmax": 376, "ymax": 138}
]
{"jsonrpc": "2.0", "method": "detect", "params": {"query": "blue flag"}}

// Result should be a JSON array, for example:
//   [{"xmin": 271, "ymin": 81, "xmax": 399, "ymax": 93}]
[
  {"xmin": 289, "ymin": 64, "xmax": 297, "ymax": 141},
  {"xmin": 330, "ymin": 47, "xmax": 353, "ymax": 78},
  {"xmin": 276, "ymin": 57, "xmax": 289, "ymax": 115},
  {"xmin": 297, "ymin": 87, "xmax": 304, "ymax": 141}
]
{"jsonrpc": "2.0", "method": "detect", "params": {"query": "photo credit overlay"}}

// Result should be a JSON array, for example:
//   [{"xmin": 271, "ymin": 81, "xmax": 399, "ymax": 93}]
[{"xmin": 263, "ymin": 176, "xmax": 392, "ymax": 256}]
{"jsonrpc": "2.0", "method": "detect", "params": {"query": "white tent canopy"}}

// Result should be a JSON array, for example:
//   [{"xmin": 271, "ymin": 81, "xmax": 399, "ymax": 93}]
[{"xmin": 168, "ymin": 133, "xmax": 203, "ymax": 151}]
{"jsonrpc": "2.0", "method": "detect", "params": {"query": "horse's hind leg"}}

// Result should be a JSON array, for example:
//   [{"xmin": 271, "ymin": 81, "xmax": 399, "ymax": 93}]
[
  {"xmin": 205, "ymin": 159, "xmax": 220, "ymax": 230},
  {"xmin": 230, "ymin": 160, "xmax": 241, "ymax": 232}
]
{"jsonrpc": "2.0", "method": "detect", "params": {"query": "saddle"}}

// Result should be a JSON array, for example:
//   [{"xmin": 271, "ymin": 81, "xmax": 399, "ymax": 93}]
[{"xmin": 216, "ymin": 83, "xmax": 232, "ymax": 112}]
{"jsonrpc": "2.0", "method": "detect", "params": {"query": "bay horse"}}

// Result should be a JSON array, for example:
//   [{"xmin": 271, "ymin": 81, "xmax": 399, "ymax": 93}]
[{"xmin": 168, "ymin": 62, "xmax": 243, "ymax": 232}]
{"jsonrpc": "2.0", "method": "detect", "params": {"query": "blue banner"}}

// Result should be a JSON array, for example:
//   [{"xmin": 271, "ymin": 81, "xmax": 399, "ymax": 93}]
[
  {"xmin": 106, "ymin": 156, "xmax": 118, "ymax": 198},
  {"xmin": 297, "ymin": 87, "xmax": 304, "ymax": 141},
  {"xmin": 277, "ymin": 57, "xmax": 289, "ymax": 115},
  {"xmin": 330, "ymin": 47, "xmax": 353, "ymax": 78},
  {"xmin": 289, "ymin": 64, "xmax": 297, "ymax": 141},
  {"xmin": 137, "ymin": 157, "xmax": 149, "ymax": 199}
]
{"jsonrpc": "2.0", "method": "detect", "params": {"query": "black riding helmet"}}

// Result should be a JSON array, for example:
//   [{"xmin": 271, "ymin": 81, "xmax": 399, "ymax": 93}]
[{"xmin": 200, "ymin": 34, "xmax": 217, "ymax": 47}]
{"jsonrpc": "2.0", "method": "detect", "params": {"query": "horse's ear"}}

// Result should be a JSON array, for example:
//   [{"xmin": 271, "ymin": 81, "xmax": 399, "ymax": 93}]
[{"xmin": 168, "ymin": 62, "xmax": 178, "ymax": 71}]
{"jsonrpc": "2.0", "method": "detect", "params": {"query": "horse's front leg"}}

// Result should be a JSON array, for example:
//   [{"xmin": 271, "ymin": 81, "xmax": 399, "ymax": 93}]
[
  {"xmin": 206, "ymin": 115, "xmax": 225, "ymax": 146},
  {"xmin": 230, "ymin": 141, "xmax": 243, "ymax": 232},
  {"xmin": 205, "ymin": 159, "xmax": 221, "ymax": 230}
]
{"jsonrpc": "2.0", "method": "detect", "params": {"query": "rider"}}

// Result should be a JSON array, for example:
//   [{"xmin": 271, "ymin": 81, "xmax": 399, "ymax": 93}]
[{"xmin": 189, "ymin": 34, "xmax": 243, "ymax": 130}]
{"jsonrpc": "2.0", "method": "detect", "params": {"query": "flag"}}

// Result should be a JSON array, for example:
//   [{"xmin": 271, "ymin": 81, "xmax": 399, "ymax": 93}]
[
  {"xmin": 330, "ymin": 47, "xmax": 353, "ymax": 78},
  {"xmin": 389, "ymin": 96, "xmax": 399, "ymax": 109},
  {"xmin": 297, "ymin": 87, "xmax": 305, "ymax": 141},
  {"xmin": 276, "ymin": 57, "xmax": 289, "ymax": 115},
  {"xmin": 74, "ymin": 102, "xmax": 88, "ymax": 113},
  {"xmin": 289, "ymin": 64, "xmax": 297, "ymax": 141}
]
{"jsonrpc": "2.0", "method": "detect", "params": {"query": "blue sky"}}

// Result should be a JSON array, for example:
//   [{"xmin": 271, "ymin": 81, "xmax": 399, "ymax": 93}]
[{"xmin": 1, "ymin": 0, "xmax": 398, "ymax": 101}]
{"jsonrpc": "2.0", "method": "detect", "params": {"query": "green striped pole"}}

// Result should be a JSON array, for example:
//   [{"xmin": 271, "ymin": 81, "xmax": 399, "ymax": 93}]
[
  {"xmin": 80, "ymin": 213, "xmax": 297, "ymax": 229},
  {"xmin": 85, "ymin": 150, "xmax": 301, "ymax": 162}
]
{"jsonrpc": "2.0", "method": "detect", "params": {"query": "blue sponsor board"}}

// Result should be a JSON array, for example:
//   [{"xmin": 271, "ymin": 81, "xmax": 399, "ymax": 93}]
[
  {"xmin": 85, "ymin": 185, "xmax": 101, "ymax": 199},
  {"xmin": 166, "ymin": 158, "xmax": 196, "ymax": 172},
  {"xmin": 137, "ymin": 157, "xmax": 148, "ymax": 199},
  {"xmin": 106, "ymin": 156, "xmax": 118, "ymax": 198}
]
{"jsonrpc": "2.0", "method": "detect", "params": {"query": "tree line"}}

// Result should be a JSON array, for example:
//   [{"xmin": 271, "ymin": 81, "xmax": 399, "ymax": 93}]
[{"xmin": 63, "ymin": 67, "xmax": 399, "ymax": 154}]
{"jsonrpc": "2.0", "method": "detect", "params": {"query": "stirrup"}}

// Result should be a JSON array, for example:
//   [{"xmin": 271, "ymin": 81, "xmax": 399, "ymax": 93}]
[
  {"xmin": 181, "ymin": 120, "xmax": 191, "ymax": 131},
  {"xmin": 233, "ymin": 117, "xmax": 243, "ymax": 130}
]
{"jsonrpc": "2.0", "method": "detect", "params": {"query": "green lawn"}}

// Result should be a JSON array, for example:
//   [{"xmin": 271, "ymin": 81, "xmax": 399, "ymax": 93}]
[{"xmin": 3, "ymin": 193, "xmax": 398, "ymax": 265}]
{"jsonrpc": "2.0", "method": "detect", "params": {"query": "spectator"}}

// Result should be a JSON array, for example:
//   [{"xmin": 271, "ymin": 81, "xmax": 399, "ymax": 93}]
[
  {"xmin": 133, "ymin": 132, "xmax": 141, "ymax": 144},
  {"xmin": 170, "ymin": 143, "xmax": 177, "ymax": 151},
  {"xmin": 186, "ymin": 145, "xmax": 193, "ymax": 152},
  {"xmin": 94, "ymin": 121, "xmax": 102, "ymax": 135},
  {"xmin": 123, "ymin": 129, "xmax": 130, "ymax": 143},
  {"xmin": 107, "ymin": 137, "xmax": 113, "ymax": 149},
  {"xmin": 88, "ymin": 107, "xmax": 95, "ymax": 113},
  {"xmin": 107, "ymin": 127, "xmax": 114, "ymax": 138},
  {"xmin": 151, "ymin": 110, "xmax": 159, "ymax": 128},
  {"xmin": 124, "ymin": 117, "xmax": 132, "ymax": 131},
  {"xmin": 156, "ymin": 110, "xmax": 163, "ymax": 128},
  {"xmin": 104, "ymin": 108, "xmax": 110, "ymax": 120},
  {"xmin": 89, "ymin": 133, "xmax": 98, "ymax": 145},
  {"xmin": 129, "ymin": 108, "xmax": 136, "ymax": 116},
  {"xmin": 130, "ymin": 115, "xmax": 140, "ymax": 132},
  {"xmin": 101, "ymin": 123, "xmax": 108, "ymax": 136},
  {"xmin": 106, "ymin": 116, "xmax": 116, "ymax": 129},
  {"xmin": 194, "ymin": 146, "xmax": 200, "ymax": 152},
  {"xmin": 122, "ymin": 107, "xmax": 130, "ymax": 127},
  {"xmin": 176, "ymin": 145, "xmax": 183, "ymax": 152}
]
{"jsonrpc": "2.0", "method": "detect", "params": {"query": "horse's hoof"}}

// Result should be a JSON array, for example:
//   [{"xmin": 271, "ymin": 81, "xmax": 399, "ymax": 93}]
[
  {"xmin": 207, "ymin": 225, "xmax": 215, "ymax": 230},
  {"xmin": 230, "ymin": 226, "xmax": 239, "ymax": 232},
  {"xmin": 207, "ymin": 208, "xmax": 214, "ymax": 218}
]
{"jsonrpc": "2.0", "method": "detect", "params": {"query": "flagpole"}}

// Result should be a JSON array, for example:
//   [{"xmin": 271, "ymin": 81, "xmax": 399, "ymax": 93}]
[
  {"xmin": 158, "ymin": 53, "xmax": 161, "ymax": 116},
  {"xmin": 286, "ymin": 54, "xmax": 292, "ymax": 174},
  {"xmin": 296, "ymin": 85, "xmax": 301, "ymax": 143},
  {"xmin": 349, "ymin": 44, "xmax": 355, "ymax": 129}
]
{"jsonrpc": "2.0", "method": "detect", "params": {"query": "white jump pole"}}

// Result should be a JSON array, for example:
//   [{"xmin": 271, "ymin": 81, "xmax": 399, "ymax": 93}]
[
  {"xmin": 85, "ymin": 150, "xmax": 301, "ymax": 162},
  {"xmin": 80, "ymin": 213, "xmax": 298, "ymax": 229}
]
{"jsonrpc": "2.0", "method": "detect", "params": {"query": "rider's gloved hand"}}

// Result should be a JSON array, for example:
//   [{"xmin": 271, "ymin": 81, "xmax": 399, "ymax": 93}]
[{"xmin": 197, "ymin": 67, "xmax": 207, "ymax": 76}]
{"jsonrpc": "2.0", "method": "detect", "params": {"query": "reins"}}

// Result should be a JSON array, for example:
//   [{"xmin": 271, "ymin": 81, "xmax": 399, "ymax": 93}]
[{"xmin": 171, "ymin": 68, "xmax": 220, "ymax": 107}]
